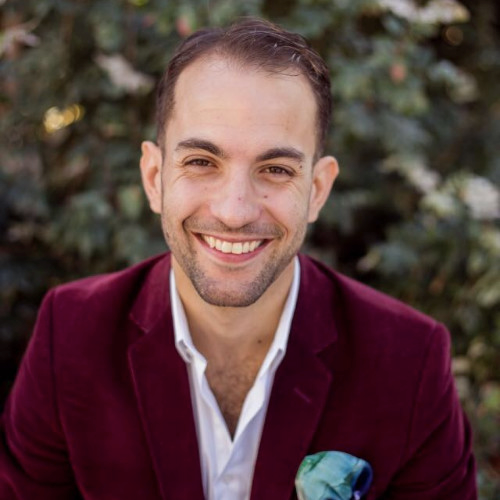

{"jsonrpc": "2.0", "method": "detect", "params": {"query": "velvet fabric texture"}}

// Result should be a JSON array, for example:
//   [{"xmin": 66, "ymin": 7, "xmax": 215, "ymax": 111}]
[{"xmin": 0, "ymin": 253, "xmax": 476, "ymax": 499}]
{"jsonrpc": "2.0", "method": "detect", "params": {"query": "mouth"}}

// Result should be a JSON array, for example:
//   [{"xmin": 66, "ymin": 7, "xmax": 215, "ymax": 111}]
[{"xmin": 199, "ymin": 234, "xmax": 265, "ymax": 255}]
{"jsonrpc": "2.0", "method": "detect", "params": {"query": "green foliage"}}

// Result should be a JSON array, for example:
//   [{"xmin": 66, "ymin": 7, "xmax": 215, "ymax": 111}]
[{"xmin": 1, "ymin": 0, "xmax": 499, "ymax": 496}]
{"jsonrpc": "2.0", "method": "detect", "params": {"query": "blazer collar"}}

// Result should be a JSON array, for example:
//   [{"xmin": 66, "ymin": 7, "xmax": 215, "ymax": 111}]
[
  {"xmin": 128, "ymin": 253, "xmax": 339, "ymax": 347},
  {"xmin": 294, "ymin": 253, "xmax": 340, "ymax": 350},
  {"xmin": 129, "ymin": 253, "xmax": 172, "ymax": 334}
]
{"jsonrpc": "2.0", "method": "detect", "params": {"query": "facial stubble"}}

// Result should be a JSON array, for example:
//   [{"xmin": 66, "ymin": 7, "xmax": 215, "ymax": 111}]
[{"xmin": 161, "ymin": 209, "xmax": 307, "ymax": 308}]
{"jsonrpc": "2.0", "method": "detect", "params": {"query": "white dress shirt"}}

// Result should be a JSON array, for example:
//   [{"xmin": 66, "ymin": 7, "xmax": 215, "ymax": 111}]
[{"xmin": 170, "ymin": 258, "xmax": 300, "ymax": 500}]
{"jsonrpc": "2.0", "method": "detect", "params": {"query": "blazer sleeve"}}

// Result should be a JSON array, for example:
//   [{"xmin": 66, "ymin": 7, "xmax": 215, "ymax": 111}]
[
  {"xmin": 0, "ymin": 290, "xmax": 80, "ymax": 499},
  {"xmin": 384, "ymin": 323, "xmax": 477, "ymax": 499}
]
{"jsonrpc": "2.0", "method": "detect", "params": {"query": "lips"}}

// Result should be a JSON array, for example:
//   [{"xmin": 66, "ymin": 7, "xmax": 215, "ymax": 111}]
[{"xmin": 200, "ymin": 234, "xmax": 264, "ymax": 255}]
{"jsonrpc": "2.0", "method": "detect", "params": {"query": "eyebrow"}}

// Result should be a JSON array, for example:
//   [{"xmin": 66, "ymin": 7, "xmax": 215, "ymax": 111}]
[
  {"xmin": 174, "ymin": 138, "xmax": 305, "ymax": 164},
  {"xmin": 175, "ymin": 138, "xmax": 226, "ymax": 157},
  {"xmin": 255, "ymin": 147, "xmax": 305, "ymax": 164}
]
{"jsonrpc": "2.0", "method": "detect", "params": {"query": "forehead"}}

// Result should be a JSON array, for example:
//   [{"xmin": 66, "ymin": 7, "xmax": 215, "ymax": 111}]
[{"xmin": 166, "ymin": 56, "xmax": 318, "ymax": 159}]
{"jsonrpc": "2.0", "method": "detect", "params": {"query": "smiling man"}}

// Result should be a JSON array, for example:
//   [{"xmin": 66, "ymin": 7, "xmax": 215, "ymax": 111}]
[{"xmin": 0, "ymin": 18, "xmax": 476, "ymax": 500}]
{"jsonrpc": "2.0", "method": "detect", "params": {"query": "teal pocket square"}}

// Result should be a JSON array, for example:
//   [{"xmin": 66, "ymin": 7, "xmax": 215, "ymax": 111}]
[{"xmin": 295, "ymin": 451, "xmax": 373, "ymax": 500}]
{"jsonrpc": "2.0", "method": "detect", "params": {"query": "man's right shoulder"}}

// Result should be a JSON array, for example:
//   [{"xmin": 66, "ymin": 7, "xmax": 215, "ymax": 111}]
[
  {"xmin": 52, "ymin": 253, "xmax": 168, "ymax": 301},
  {"xmin": 45, "ymin": 252, "xmax": 171, "ymax": 332}
]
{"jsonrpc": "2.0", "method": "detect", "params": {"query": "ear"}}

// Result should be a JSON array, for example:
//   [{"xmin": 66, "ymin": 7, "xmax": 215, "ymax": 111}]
[
  {"xmin": 140, "ymin": 141, "xmax": 163, "ymax": 214},
  {"xmin": 307, "ymin": 155, "xmax": 339, "ymax": 223}
]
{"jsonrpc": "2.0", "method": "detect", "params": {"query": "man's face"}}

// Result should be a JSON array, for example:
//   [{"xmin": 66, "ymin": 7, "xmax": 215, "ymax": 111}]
[{"xmin": 141, "ymin": 56, "xmax": 337, "ymax": 307}]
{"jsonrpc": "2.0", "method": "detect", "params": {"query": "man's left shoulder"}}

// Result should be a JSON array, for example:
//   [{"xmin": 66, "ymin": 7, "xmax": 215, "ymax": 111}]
[{"xmin": 298, "ymin": 253, "xmax": 446, "ymax": 349}]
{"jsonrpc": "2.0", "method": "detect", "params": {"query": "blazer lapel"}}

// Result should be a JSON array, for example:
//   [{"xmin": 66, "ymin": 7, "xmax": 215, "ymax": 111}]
[
  {"xmin": 250, "ymin": 255, "xmax": 339, "ymax": 500},
  {"xmin": 250, "ymin": 340, "xmax": 332, "ymax": 500},
  {"xmin": 127, "ymin": 255, "xmax": 205, "ymax": 500}
]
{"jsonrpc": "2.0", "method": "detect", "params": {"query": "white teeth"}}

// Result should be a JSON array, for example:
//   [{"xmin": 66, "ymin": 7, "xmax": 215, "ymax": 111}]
[{"xmin": 201, "ymin": 235, "xmax": 263, "ymax": 255}]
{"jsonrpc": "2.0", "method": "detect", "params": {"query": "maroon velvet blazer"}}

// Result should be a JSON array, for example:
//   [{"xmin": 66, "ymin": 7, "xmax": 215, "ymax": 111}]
[{"xmin": 0, "ymin": 253, "xmax": 476, "ymax": 499}]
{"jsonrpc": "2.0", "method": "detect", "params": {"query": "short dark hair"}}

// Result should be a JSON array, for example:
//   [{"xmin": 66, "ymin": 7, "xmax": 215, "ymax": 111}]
[{"xmin": 156, "ymin": 18, "xmax": 332, "ymax": 157}]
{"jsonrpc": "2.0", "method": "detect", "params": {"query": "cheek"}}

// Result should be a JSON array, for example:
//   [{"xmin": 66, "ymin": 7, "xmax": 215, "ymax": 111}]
[
  {"xmin": 262, "ymin": 188, "xmax": 310, "ymax": 228},
  {"xmin": 162, "ymin": 179, "xmax": 209, "ymax": 219}
]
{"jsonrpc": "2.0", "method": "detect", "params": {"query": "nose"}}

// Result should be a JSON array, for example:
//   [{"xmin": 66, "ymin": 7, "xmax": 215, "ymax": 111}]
[{"xmin": 209, "ymin": 168, "xmax": 261, "ymax": 229}]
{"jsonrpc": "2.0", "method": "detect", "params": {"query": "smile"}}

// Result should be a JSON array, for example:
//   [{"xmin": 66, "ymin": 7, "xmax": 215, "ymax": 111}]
[{"xmin": 199, "ymin": 235, "xmax": 264, "ymax": 255}]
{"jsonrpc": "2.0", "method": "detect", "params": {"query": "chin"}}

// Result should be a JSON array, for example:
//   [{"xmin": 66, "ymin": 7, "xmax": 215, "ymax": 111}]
[
  {"xmin": 192, "ymin": 281, "xmax": 271, "ymax": 308},
  {"xmin": 171, "ymin": 240, "xmax": 299, "ymax": 307}
]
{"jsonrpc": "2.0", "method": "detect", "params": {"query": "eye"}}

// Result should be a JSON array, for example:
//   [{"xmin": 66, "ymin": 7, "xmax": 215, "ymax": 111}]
[
  {"xmin": 185, "ymin": 158, "xmax": 214, "ymax": 167},
  {"xmin": 263, "ymin": 165, "xmax": 294, "ymax": 176}
]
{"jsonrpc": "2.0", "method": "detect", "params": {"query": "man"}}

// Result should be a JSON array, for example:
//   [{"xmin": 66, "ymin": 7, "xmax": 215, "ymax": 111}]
[{"xmin": 0, "ymin": 18, "xmax": 476, "ymax": 500}]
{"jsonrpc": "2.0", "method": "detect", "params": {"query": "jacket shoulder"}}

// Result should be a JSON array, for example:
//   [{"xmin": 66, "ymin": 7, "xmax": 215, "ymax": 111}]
[
  {"xmin": 301, "ymin": 254, "xmax": 436, "ymax": 322},
  {"xmin": 47, "ymin": 253, "xmax": 170, "ymax": 338},
  {"xmin": 298, "ymin": 254, "xmax": 442, "ymax": 348},
  {"xmin": 51, "ymin": 253, "xmax": 167, "ymax": 306}
]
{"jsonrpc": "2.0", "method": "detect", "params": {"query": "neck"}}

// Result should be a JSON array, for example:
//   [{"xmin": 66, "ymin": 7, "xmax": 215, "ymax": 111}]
[{"xmin": 172, "ymin": 257, "xmax": 295, "ymax": 364}]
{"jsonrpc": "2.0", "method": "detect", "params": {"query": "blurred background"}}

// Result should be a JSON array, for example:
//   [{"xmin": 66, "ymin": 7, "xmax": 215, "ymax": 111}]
[{"xmin": 0, "ymin": 0, "xmax": 499, "ymax": 496}]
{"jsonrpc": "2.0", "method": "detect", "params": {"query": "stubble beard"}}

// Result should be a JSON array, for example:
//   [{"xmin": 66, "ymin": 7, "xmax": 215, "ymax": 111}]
[{"xmin": 162, "ymin": 214, "xmax": 307, "ymax": 308}]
